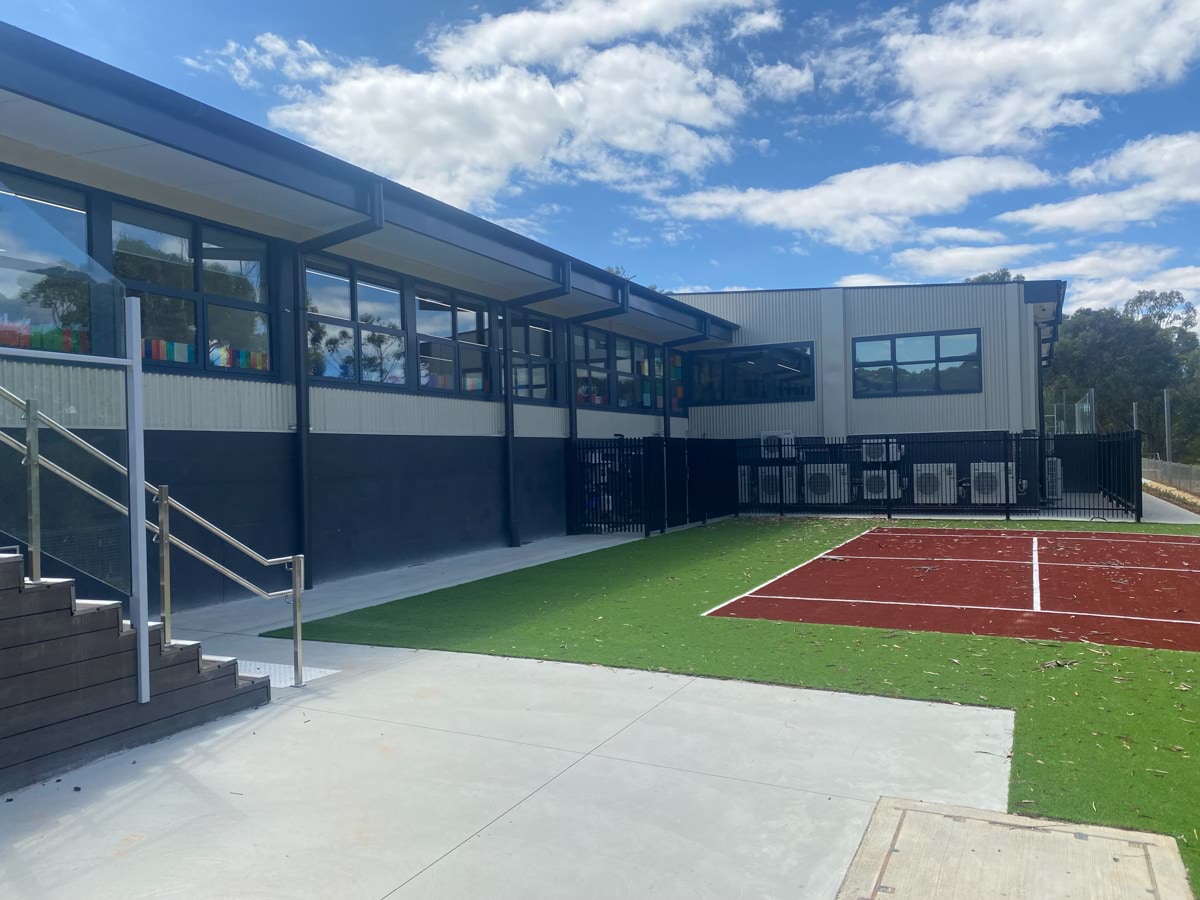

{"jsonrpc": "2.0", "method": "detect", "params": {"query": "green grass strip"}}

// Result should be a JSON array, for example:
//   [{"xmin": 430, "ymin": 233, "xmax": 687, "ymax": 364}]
[{"xmin": 267, "ymin": 517, "xmax": 1200, "ymax": 891}]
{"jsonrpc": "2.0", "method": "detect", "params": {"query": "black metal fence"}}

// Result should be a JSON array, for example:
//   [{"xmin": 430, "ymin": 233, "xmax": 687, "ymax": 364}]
[
  {"xmin": 734, "ymin": 431, "xmax": 1143, "ymax": 521},
  {"xmin": 567, "ymin": 437, "xmax": 738, "ymax": 534},
  {"xmin": 567, "ymin": 431, "xmax": 1143, "ymax": 532}
]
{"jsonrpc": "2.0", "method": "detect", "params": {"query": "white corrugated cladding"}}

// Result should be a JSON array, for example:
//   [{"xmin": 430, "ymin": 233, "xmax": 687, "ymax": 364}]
[
  {"xmin": 675, "ymin": 282, "xmax": 1038, "ymax": 438},
  {"xmin": 672, "ymin": 289, "xmax": 825, "ymax": 439},
  {"xmin": 514, "ymin": 404, "xmax": 569, "ymax": 438},
  {"xmin": 576, "ymin": 409, "xmax": 688, "ymax": 439},
  {"xmin": 843, "ymin": 282, "xmax": 1022, "ymax": 435},
  {"xmin": 310, "ymin": 386, "xmax": 504, "ymax": 436},
  {"xmin": 0, "ymin": 363, "xmax": 295, "ymax": 432}
]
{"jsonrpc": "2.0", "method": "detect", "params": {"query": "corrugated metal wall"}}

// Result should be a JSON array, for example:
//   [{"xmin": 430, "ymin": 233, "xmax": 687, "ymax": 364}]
[
  {"xmin": 575, "ymin": 410, "xmax": 688, "ymax": 439},
  {"xmin": 843, "ymin": 283, "xmax": 1019, "ymax": 435},
  {"xmin": 688, "ymin": 402, "xmax": 821, "ymax": 439},
  {"xmin": 310, "ymin": 386, "xmax": 504, "ymax": 436},
  {"xmin": 144, "ymin": 374, "xmax": 295, "ymax": 432},
  {"xmin": 515, "ymin": 404, "xmax": 569, "ymax": 438},
  {"xmin": 676, "ymin": 283, "xmax": 1038, "ymax": 439},
  {"xmin": 0, "ymin": 358, "xmax": 126, "ymax": 429},
  {"xmin": 674, "ymin": 289, "xmax": 822, "ymax": 345}
]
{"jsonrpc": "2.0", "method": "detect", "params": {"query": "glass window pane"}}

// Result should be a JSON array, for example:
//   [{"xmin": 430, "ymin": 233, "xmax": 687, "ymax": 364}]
[
  {"xmin": 417, "ymin": 292, "xmax": 454, "ymax": 337},
  {"xmin": 357, "ymin": 272, "xmax": 402, "ymax": 329},
  {"xmin": 854, "ymin": 339, "xmax": 891, "ymax": 364},
  {"xmin": 730, "ymin": 349, "xmax": 769, "ymax": 401},
  {"xmin": 588, "ymin": 330, "xmax": 608, "ymax": 364},
  {"xmin": 112, "ymin": 204, "xmax": 194, "ymax": 291},
  {"xmin": 510, "ymin": 317, "xmax": 527, "ymax": 354},
  {"xmin": 531, "ymin": 361, "xmax": 553, "ymax": 401},
  {"xmin": 895, "ymin": 361, "xmax": 937, "ymax": 393},
  {"xmin": 575, "ymin": 367, "xmax": 590, "ymax": 405},
  {"xmin": 419, "ymin": 340, "xmax": 455, "ymax": 390},
  {"xmin": 938, "ymin": 358, "xmax": 982, "ymax": 392},
  {"xmin": 306, "ymin": 319, "xmax": 355, "ymax": 380},
  {"xmin": 208, "ymin": 305, "xmax": 270, "ymax": 371},
  {"xmin": 633, "ymin": 342, "xmax": 649, "ymax": 375},
  {"xmin": 201, "ymin": 227, "xmax": 266, "ymax": 303},
  {"xmin": 771, "ymin": 346, "xmax": 814, "ymax": 401},
  {"xmin": 669, "ymin": 351, "xmax": 684, "ymax": 412},
  {"xmin": 572, "ymin": 327, "xmax": 586, "ymax": 362},
  {"xmin": 692, "ymin": 356, "xmax": 722, "ymax": 404},
  {"xmin": 360, "ymin": 329, "xmax": 406, "ymax": 385},
  {"xmin": 512, "ymin": 361, "xmax": 531, "ymax": 397},
  {"xmin": 653, "ymin": 348, "xmax": 664, "ymax": 379},
  {"xmin": 460, "ymin": 346, "xmax": 491, "ymax": 393},
  {"xmin": 140, "ymin": 293, "xmax": 197, "ymax": 364},
  {"xmin": 590, "ymin": 370, "xmax": 609, "ymax": 405},
  {"xmin": 305, "ymin": 263, "xmax": 351, "ymax": 319},
  {"xmin": 939, "ymin": 332, "xmax": 979, "ymax": 358},
  {"xmin": 456, "ymin": 304, "xmax": 489, "ymax": 346},
  {"xmin": 0, "ymin": 171, "xmax": 88, "ymax": 259},
  {"xmin": 615, "ymin": 338, "xmax": 632, "ymax": 373},
  {"xmin": 895, "ymin": 335, "xmax": 936, "ymax": 362},
  {"xmin": 617, "ymin": 373, "xmax": 637, "ymax": 407},
  {"xmin": 854, "ymin": 364, "xmax": 893, "ymax": 396},
  {"xmin": 528, "ymin": 319, "xmax": 552, "ymax": 357}
]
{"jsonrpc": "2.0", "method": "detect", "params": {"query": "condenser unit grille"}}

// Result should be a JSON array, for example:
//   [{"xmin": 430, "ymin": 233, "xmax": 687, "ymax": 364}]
[{"xmin": 913, "ymin": 463, "xmax": 957, "ymax": 504}]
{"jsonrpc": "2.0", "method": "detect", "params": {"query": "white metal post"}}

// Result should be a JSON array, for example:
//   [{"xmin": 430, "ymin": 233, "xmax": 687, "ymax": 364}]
[
  {"xmin": 1164, "ymin": 388, "xmax": 1173, "ymax": 463},
  {"xmin": 25, "ymin": 398, "xmax": 41, "ymax": 582},
  {"xmin": 1132, "ymin": 401, "xmax": 1139, "ymax": 431},
  {"xmin": 124, "ymin": 295, "xmax": 151, "ymax": 704}
]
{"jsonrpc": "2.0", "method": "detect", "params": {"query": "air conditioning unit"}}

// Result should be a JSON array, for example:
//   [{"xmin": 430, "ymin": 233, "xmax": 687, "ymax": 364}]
[
  {"xmin": 803, "ymin": 463, "xmax": 850, "ymax": 504},
  {"xmin": 970, "ymin": 462, "xmax": 1016, "ymax": 505},
  {"xmin": 861, "ymin": 439, "xmax": 903, "ymax": 463},
  {"xmin": 758, "ymin": 466, "xmax": 799, "ymax": 505},
  {"xmin": 862, "ymin": 469, "xmax": 901, "ymax": 501},
  {"xmin": 760, "ymin": 431, "xmax": 796, "ymax": 459},
  {"xmin": 1044, "ymin": 457, "xmax": 1064, "ymax": 501},
  {"xmin": 913, "ymin": 463, "xmax": 957, "ymax": 504}
]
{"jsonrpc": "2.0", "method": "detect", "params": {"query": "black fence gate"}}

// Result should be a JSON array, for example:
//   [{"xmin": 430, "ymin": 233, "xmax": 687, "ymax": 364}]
[{"xmin": 568, "ymin": 437, "xmax": 739, "ymax": 534}]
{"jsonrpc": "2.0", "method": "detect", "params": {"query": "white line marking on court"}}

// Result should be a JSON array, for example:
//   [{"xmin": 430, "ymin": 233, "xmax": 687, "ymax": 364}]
[
  {"xmin": 699, "ymin": 527, "xmax": 875, "ymax": 618},
  {"xmin": 737, "ymin": 594, "xmax": 1200, "ymax": 627},
  {"xmin": 825, "ymin": 553, "xmax": 1197, "ymax": 575},
  {"xmin": 1032, "ymin": 537, "xmax": 1041, "ymax": 612},
  {"xmin": 872, "ymin": 527, "xmax": 1200, "ymax": 546}
]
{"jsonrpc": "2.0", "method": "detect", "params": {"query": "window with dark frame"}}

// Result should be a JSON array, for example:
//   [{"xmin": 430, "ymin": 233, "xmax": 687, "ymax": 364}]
[
  {"xmin": 572, "ymin": 326, "xmax": 666, "ymax": 411},
  {"xmin": 852, "ymin": 329, "xmax": 982, "ymax": 397},
  {"xmin": 305, "ymin": 257, "xmax": 406, "ymax": 386},
  {"xmin": 415, "ymin": 286, "xmax": 493, "ymax": 394},
  {"xmin": 0, "ymin": 171, "xmax": 92, "ymax": 354},
  {"xmin": 508, "ymin": 310, "xmax": 556, "ymax": 403},
  {"xmin": 687, "ymin": 343, "xmax": 815, "ymax": 405},
  {"xmin": 112, "ymin": 203, "xmax": 272, "ymax": 373}
]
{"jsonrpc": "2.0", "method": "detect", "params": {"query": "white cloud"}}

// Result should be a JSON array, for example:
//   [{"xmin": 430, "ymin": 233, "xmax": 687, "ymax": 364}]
[
  {"xmin": 751, "ymin": 62, "xmax": 814, "ymax": 101},
  {"xmin": 663, "ymin": 156, "xmax": 1051, "ymax": 251},
  {"xmin": 999, "ymin": 132, "xmax": 1200, "ymax": 232},
  {"xmin": 199, "ymin": 30, "xmax": 747, "ymax": 210},
  {"xmin": 428, "ymin": 0, "xmax": 772, "ymax": 70},
  {"xmin": 890, "ymin": 243, "xmax": 1053, "ymax": 279},
  {"xmin": 730, "ymin": 7, "xmax": 784, "ymax": 38},
  {"xmin": 666, "ymin": 284, "xmax": 715, "ymax": 293},
  {"xmin": 835, "ymin": 273, "xmax": 911, "ymax": 287},
  {"xmin": 918, "ymin": 226, "xmax": 1007, "ymax": 245},
  {"xmin": 1013, "ymin": 243, "xmax": 1200, "ymax": 312},
  {"xmin": 611, "ymin": 227, "xmax": 653, "ymax": 247},
  {"xmin": 820, "ymin": 0, "xmax": 1200, "ymax": 153}
]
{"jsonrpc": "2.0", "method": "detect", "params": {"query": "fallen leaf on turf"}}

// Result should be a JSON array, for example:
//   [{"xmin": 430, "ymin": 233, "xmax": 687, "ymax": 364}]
[{"xmin": 1041, "ymin": 659, "xmax": 1079, "ymax": 669}]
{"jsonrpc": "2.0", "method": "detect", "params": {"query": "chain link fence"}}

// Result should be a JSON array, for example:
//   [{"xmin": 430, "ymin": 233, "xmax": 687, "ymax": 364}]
[{"xmin": 1142, "ymin": 458, "xmax": 1200, "ymax": 498}]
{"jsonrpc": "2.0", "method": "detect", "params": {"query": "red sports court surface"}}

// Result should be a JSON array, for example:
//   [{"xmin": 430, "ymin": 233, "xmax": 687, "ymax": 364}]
[{"xmin": 707, "ymin": 527, "xmax": 1200, "ymax": 651}]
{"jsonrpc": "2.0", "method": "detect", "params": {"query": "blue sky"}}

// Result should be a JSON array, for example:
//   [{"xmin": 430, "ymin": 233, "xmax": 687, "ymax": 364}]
[{"xmin": 9, "ymin": 0, "xmax": 1200, "ymax": 309}]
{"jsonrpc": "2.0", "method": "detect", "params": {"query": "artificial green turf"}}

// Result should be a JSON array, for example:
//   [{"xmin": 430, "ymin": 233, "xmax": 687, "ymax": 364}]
[{"xmin": 269, "ymin": 517, "xmax": 1200, "ymax": 890}]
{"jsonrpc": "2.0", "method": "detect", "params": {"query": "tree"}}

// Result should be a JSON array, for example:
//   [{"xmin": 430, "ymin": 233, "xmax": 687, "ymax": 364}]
[
  {"xmin": 605, "ymin": 264, "xmax": 659, "ymax": 293},
  {"xmin": 1044, "ymin": 303, "xmax": 1200, "ymax": 462},
  {"xmin": 964, "ymin": 269, "xmax": 1025, "ymax": 283}
]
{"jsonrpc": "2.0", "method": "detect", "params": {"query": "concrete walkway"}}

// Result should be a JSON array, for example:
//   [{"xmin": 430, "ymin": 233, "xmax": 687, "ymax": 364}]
[
  {"xmin": 0, "ymin": 650, "xmax": 1014, "ymax": 900},
  {"xmin": 1141, "ymin": 490, "xmax": 1200, "ymax": 524}
]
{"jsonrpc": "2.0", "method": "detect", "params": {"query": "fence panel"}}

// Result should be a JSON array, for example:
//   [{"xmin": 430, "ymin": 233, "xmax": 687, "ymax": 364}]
[
  {"xmin": 1143, "ymin": 457, "xmax": 1200, "ymax": 498},
  {"xmin": 567, "ymin": 438, "xmax": 645, "ymax": 534},
  {"xmin": 733, "ymin": 432, "xmax": 1142, "ymax": 521},
  {"xmin": 666, "ymin": 438, "xmax": 689, "ymax": 528},
  {"xmin": 685, "ymin": 439, "xmax": 707, "ymax": 524}
]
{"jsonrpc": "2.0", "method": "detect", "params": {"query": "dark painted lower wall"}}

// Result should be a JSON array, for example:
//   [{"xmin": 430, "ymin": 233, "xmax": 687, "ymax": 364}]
[
  {"xmin": 3, "ymin": 427, "xmax": 568, "ymax": 609},
  {"xmin": 308, "ymin": 434, "xmax": 567, "ymax": 583}
]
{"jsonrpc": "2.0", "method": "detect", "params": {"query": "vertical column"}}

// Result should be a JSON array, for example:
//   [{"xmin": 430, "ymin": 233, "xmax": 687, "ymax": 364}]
[
  {"xmin": 124, "ymin": 294, "xmax": 151, "ymax": 704},
  {"xmin": 818, "ymin": 288, "xmax": 847, "ymax": 438}
]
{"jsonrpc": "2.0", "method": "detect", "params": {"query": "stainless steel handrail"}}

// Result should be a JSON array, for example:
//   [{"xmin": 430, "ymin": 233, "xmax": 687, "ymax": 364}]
[{"xmin": 0, "ymin": 387, "xmax": 305, "ymax": 686}]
